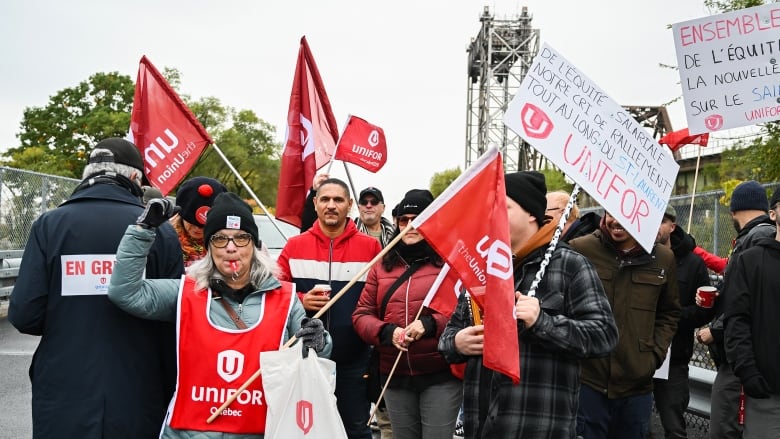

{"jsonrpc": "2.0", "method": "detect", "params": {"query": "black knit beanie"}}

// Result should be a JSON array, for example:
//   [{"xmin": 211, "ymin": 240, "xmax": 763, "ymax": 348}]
[
  {"xmin": 203, "ymin": 192, "xmax": 259, "ymax": 247},
  {"xmin": 397, "ymin": 189, "xmax": 434, "ymax": 216},
  {"xmin": 730, "ymin": 180, "xmax": 767, "ymax": 212},
  {"xmin": 176, "ymin": 177, "xmax": 228, "ymax": 226},
  {"xmin": 505, "ymin": 171, "xmax": 547, "ymax": 226}
]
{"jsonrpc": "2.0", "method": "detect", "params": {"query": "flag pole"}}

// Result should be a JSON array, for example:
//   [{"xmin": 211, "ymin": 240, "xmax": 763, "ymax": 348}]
[
  {"xmin": 206, "ymin": 222, "xmax": 414, "ymax": 424},
  {"xmin": 209, "ymin": 143, "xmax": 289, "ymax": 240},
  {"xmin": 367, "ymin": 302, "xmax": 426, "ymax": 426},
  {"xmin": 326, "ymin": 115, "xmax": 358, "ymax": 198},
  {"xmin": 325, "ymin": 114, "xmax": 351, "ymax": 175},
  {"xmin": 342, "ymin": 162, "xmax": 358, "ymax": 201},
  {"xmin": 687, "ymin": 145, "xmax": 703, "ymax": 231}
]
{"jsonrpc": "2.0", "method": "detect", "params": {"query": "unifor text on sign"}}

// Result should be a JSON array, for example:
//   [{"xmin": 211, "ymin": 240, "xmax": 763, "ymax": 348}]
[
  {"xmin": 673, "ymin": 3, "xmax": 780, "ymax": 133},
  {"xmin": 503, "ymin": 43, "xmax": 679, "ymax": 253}
]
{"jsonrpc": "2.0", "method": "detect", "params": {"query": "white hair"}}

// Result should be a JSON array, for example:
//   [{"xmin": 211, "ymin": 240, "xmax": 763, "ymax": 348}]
[
  {"xmin": 82, "ymin": 151, "xmax": 143, "ymax": 187},
  {"xmin": 187, "ymin": 245, "xmax": 278, "ymax": 291}
]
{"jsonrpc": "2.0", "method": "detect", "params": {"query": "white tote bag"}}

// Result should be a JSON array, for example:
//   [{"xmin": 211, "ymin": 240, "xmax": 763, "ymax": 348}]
[{"xmin": 260, "ymin": 344, "xmax": 347, "ymax": 438}]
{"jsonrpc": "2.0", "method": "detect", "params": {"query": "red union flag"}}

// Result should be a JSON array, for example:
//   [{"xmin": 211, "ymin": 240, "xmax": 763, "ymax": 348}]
[
  {"xmin": 333, "ymin": 115, "xmax": 387, "ymax": 173},
  {"xmin": 658, "ymin": 128, "xmax": 709, "ymax": 152},
  {"xmin": 276, "ymin": 36, "xmax": 339, "ymax": 228},
  {"xmin": 130, "ymin": 56, "xmax": 212, "ymax": 195},
  {"xmin": 411, "ymin": 147, "xmax": 519, "ymax": 383},
  {"xmin": 421, "ymin": 264, "xmax": 465, "ymax": 318}
]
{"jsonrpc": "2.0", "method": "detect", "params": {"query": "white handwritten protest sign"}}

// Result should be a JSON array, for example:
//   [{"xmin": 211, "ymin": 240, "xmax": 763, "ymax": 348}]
[
  {"xmin": 503, "ymin": 43, "xmax": 679, "ymax": 253},
  {"xmin": 673, "ymin": 3, "xmax": 780, "ymax": 133}
]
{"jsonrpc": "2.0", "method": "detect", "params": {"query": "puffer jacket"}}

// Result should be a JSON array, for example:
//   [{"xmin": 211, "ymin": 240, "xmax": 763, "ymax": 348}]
[
  {"xmin": 352, "ymin": 260, "xmax": 451, "ymax": 378},
  {"xmin": 108, "ymin": 225, "xmax": 332, "ymax": 439},
  {"xmin": 570, "ymin": 231, "xmax": 680, "ymax": 398}
]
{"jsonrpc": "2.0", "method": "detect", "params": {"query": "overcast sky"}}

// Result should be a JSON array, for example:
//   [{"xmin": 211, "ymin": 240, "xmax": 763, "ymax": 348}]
[{"xmin": 0, "ymin": 0, "xmax": 713, "ymax": 210}]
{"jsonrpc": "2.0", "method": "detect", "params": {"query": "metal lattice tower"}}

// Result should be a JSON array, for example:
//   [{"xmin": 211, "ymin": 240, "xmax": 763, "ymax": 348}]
[{"xmin": 465, "ymin": 6, "xmax": 540, "ymax": 171}]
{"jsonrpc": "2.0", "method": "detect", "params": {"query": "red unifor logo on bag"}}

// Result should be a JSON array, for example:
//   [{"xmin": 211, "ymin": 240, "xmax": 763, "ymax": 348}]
[{"xmin": 296, "ymin": 400, "xmax": 314, "ymax": 434}]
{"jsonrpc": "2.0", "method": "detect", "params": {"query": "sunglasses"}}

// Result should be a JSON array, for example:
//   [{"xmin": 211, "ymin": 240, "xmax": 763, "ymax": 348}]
[
  {"xmin": 210, "ymin": 233, "xmax": 253, "ymax": 248},
  {"xmin": 397, "ymin": 215, "xmax": 417, "ymax": 226},
  {"xmin": 359, "ymin": 198, "xmax": 381, "ymax": 206}
]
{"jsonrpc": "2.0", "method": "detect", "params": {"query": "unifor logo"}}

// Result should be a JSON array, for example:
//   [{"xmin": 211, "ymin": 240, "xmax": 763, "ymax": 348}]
[
  {"xmin": 217, "ymin": 350, "xmax": 244, "ymax": 383},
  {"xmin": 297, "ymin": 400, "xmax": 314, "ymax": 434},
  {"xmin": 299, "ymin": 115, "xmax": 315, "ymax": 157},
  {"xmin": 476, "ymin": 236, "xmax": 513, "ymax": 281},
  {"xmin": 367, "ymin": 129, "xmax": 380, "ymax": 147},
  {"xmin": 520, "ymin": 103, "xmax": 554, "ymax": 140},
  {"xmin": 704, "ymin": 114, "xmax": 723, "ymax": 131}
]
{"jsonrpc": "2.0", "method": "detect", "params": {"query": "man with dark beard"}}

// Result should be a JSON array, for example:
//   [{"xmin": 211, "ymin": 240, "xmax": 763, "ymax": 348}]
[{"xmin": 652, "ymin": 205, "xmax": 714, "ymax": 439}]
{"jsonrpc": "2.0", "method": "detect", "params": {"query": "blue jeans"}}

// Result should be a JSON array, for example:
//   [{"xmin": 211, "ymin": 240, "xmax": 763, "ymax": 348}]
[
  {"xmin": 653, "ymin": 363, "xmax": 690, "ymax": 439},
  {"xmin": 384, "ymin": 379, "xmax": 462, "ymax": 439},
  {"xmin": 577, "ymin": 384, "xmax": 652, "ymax": 439},
  {"xmin": 336, "ymin": 352, "xmax": 373, "ymax": 439}
]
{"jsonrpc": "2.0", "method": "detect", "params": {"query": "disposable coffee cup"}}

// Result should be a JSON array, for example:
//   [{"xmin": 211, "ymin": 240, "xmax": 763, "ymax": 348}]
[
  {"xmin": 697, "ymin": 286, "xmax": 717, "ymax": 308},
  {"xmin": 314, "ymin": 284, "xmax": 332, "ymax": 297}
]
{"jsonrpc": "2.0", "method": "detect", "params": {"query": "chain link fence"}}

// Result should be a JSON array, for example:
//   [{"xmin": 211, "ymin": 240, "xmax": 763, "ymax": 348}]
[{"xmin": 0, "ymin": 167, "xmax": 79, "ymax": 250}]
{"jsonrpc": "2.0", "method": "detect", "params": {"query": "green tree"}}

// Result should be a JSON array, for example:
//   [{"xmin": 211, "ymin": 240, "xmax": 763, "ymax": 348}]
[
  {"xmin": 3, "ymin": 70, "xmax": 282, "ymax": 207},
  {"xmin": 4, "ymin": 72, "xmax": 135, "ymax": 178},
  {"xmin": 429, "ymin": 167, "xmax": 461, "ymax": 197},
  {"xmin": 718, "ymin": 126, "xmax": 780, "ymax": 184},
  {"xmin": 187, "ymin": 97, "xmax": 281, "ymax": 207},
  {"xmin": 704, "ymin": 0, "xmax": 763, "ymax": 12},
  {"xmin": 539, "ymin": 168, "xmax": 572, "ymax": 192}
]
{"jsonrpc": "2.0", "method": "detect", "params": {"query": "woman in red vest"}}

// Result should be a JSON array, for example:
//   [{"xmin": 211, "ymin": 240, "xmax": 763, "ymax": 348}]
[{"xmin": 109, "ymin": 192, "xmax": 331, "ymax": 438}]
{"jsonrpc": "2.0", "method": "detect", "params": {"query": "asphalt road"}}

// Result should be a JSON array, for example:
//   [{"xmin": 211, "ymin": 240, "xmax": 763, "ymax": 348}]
[{"xmin": 0, "ymin": 302, "xmax": 36, "ymax": 438}]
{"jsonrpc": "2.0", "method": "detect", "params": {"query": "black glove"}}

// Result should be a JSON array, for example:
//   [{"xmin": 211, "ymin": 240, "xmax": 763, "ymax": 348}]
[
  {"xmin": 742, "ymin": 372, "xmax": 771, "ymax": 399},
  {"xmin": 137, "ymin": 198, "xmax": 180, "ymax": 229},
  {"xmin": 295, "ymin": 318, "xmax": 325, "ymax": 357}
]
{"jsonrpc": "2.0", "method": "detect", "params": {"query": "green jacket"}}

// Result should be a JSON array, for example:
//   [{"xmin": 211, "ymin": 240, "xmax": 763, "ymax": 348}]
[{"xmin": 570, "ymin": 231, "xmax": 680, "ymax": 398}]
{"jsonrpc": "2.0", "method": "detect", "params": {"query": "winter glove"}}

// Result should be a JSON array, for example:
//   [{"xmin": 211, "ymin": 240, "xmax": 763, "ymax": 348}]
[
  {"xmin": 741, "ymin": 369, "xmax": 771, "ymax": 399},
  {"xmin": 295, "ymin": 318, "xmax": 325, "ymax": 358},
  {"xmin": 137, "ymin": 198, "xmax": 180, "ymax": 229}
]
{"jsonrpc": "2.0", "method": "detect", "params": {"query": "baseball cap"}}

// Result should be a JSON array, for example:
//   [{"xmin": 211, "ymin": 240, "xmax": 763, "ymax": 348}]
[{"xmin": 359, "ymin": 187, "xmax": 384, "ymax": 203}]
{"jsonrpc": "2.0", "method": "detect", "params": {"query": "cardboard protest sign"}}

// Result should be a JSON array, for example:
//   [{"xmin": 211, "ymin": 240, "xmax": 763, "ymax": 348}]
[
  {"xmin": 503, "ymin": 43, "xmax": 679, "ymax": 253},
  {"xmin": 673, "ymin": 3, "xmax": 780, "ymax": 133}
]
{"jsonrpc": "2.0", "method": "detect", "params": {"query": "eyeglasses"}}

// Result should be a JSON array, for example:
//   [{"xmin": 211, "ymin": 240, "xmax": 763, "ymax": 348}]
[
  {"xmin": 546, "ymin": 207, "xmax": 563, "ymax": 212},
  {"xmin": 359, "ymin": 198, "xmax": 381, "ymax": 206},
  {"xmin": 210, "ymin": 233, "xmax": 253, "ymax": 248},
  {"xmin": 397, "ymin": 215, "xmax": 417, "ymax": 226}
]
